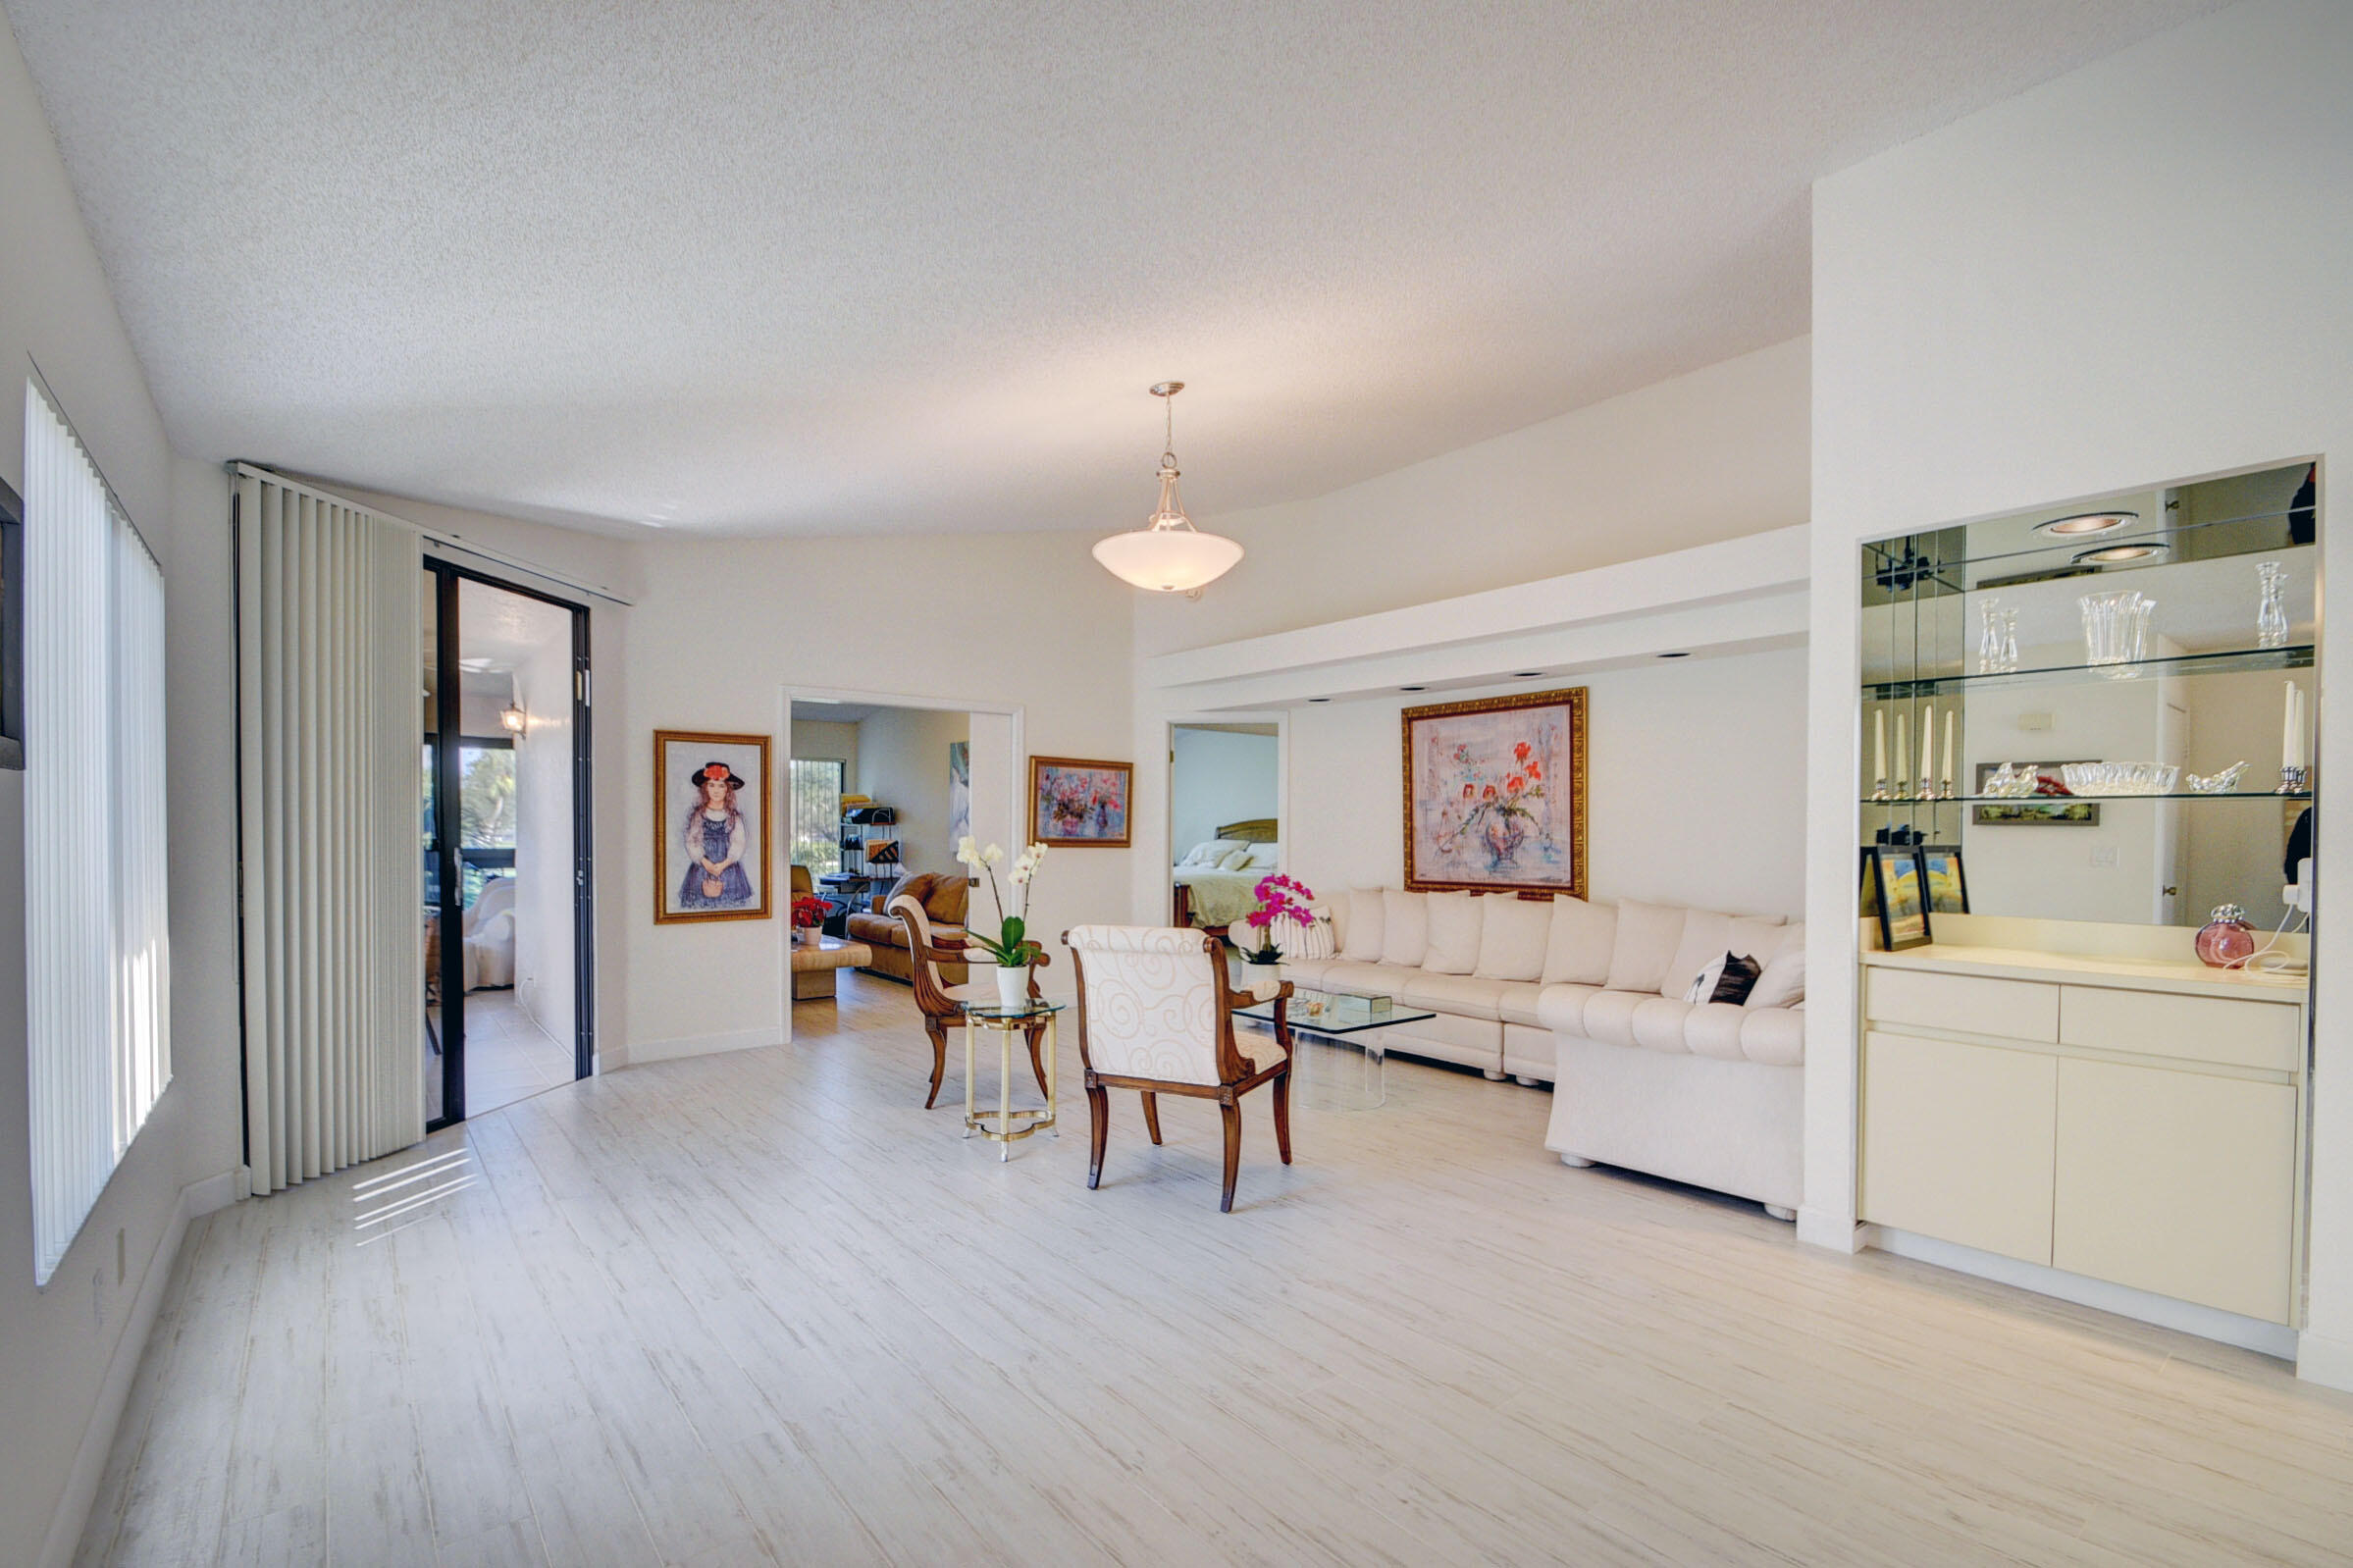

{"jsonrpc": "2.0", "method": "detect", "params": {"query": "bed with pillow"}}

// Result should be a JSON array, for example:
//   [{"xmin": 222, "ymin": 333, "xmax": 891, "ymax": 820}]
[{"xmin": 1171, "ymin": 818, "xmax": 1280, "ymax": 932}]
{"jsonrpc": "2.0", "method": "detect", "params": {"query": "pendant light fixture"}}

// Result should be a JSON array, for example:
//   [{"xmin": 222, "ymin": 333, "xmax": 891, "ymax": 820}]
[{"xmin": 1091, "ymin": 382, "xmax": 1244, "ymax": 594}]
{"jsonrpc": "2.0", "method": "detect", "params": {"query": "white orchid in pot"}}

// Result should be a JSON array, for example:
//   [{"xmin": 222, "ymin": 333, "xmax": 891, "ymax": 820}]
[{"xmin": 959, "ymin": 836, "xmax": 1049, "ymax": 1011}]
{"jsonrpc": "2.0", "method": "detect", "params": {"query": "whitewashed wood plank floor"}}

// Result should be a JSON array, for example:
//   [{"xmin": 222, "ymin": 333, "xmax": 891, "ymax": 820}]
[{"xmin": 78, "ymin": 971, "xmax": 2353, "ymax": 1565}]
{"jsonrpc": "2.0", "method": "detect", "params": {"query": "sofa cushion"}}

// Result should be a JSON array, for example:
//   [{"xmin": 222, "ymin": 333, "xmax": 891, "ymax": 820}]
[
  {"xmin": 1741, "ymin": 1007, "xmax": 1805, "ymax": 1067},
  {"xmin": 1578, "ymin": 988, "xmax": 1648, "ymax": 1049},
  {"xmin": 1276, "ymin": 955, "xmax": 1344, "ymax": 989},
  {"xmin": 1317, "ymin": 960, "xmax": 1411, "ymax": 998},
  {"xmin": 1495, "ymin": 982, "xmax": 1547, "ymax": 1027},
  {"xmin": 1540, "ymin": 896, "xmax": 1616, "ymax": 985},
  {"xmin": 1630, "ymin": 996, "xmax": 1697, "ymax": 1054},
  {"xmin": 1683, "ymin": 1002, "xmax": 1752, "ymax": 1061},
  {"xmin": 1534, "ymin": 982, "xmax": 1602, "ymax": 1034},
  {"xmin": 1422, "ymin": 891, "xmax": 1483, "ymax": 974},
  {"xmin": 923, "ymin": 876, "xmax": 967, "ymax": 924},
  {"xmin": 1380, "ymin": 890, "xmax": 1429, "ymax": 967},
  {"xmin": 1604, "ymin": 901, "xmax": 1688, "ymax": 994},
  {"xmin": 1747, "ymin": 925, "xmax": 1806, "ymax": 1009},
  {"xmin": 1339, "ymin": 888, "xmax": 1386, "ymax": 962},
  {"xmin": 845, "ymin": 912, "xmax": 907, "ymax": 948},
  {"xmin": 1395, "ymin": 970, "xmax": 1506, "ymax": 1021},
  {"xmin": 1474, "ymin": 895, "xmax": 1551, "ymax": 982},
  {"xmin": 1661, "ymin": 912, "xmax": 1783, "ymax": 1001}
]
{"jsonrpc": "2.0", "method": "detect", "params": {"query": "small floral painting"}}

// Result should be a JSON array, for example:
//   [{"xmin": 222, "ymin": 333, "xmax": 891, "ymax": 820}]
[
  {"xmin": 1402, "ymin": 689, "xmax": 1588, "ymax": 897},
  {"xmin": 1030, "ymin": 756, "xmax": 1131, "ymax": 847}
]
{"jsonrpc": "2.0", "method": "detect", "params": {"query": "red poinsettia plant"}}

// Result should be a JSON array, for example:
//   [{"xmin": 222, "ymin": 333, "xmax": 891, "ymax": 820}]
[
  {"xmin": 790, "ymin": 894, "xmax": 829, "ymax": 930},
  {"xmin": 1239, "ymin": 873, "xmax": 1316, "ymax": 965}
]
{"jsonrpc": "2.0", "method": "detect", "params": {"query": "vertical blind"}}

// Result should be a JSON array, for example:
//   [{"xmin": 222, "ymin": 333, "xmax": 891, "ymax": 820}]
[
  {"xmin": 23, "ymin": 383, "xmax": 171, "ymax": 1285},
  {"xmin": 235, "ymin": 471, "xmax": 424, "ymax": 1194}
]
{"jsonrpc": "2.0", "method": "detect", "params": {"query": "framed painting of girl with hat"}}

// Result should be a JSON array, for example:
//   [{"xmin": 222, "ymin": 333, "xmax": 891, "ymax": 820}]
[{"xmin": 654, "ymin": 730, "xmax": 773, "ymax": 923}]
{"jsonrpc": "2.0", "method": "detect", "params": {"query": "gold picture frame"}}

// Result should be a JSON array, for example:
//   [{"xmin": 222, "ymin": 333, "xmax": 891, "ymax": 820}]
[
  {"xmin": 1402, "ymin": 688, "xmax": 1589, "ymax": 898},
  {"xmin": 1030, "ymin": 755, "xmax": 1133, "ymax": 847},
  {"xmin": 654, "ymin": 730, "xmax": 773, "ymax": 923}
]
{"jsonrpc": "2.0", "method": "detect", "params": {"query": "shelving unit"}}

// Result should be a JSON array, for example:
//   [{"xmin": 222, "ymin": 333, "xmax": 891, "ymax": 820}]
[{"xmin": 1862, "ymin": 643, "xmax": 2313, "ymax": 701}]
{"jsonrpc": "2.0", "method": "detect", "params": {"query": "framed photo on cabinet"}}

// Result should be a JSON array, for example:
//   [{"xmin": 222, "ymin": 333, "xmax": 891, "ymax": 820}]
[
  {"xmin": 1401, "ymin": 687, "xmax": 1588, "ymax": 897},
  {"xmin": 655, "ymin": 730, "xmax": 772, "ymax": 922},
  {"xmin": 1917, "ymin": 843, "xmax": 1969, "ymax": 915},
  {"xmin": 1865, "ymin": 843, "xmax": 1933, "ymax": 951}
]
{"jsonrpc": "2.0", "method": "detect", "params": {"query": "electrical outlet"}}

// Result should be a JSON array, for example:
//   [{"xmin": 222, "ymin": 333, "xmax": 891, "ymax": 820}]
[{"xmin": 2091, "ymin": 845, "xmax": 2118, "ymax": 868}]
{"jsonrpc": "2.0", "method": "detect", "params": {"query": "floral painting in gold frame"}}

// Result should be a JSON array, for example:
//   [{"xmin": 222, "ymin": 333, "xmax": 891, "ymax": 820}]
[{"xmin": 1401, "ymin": 688, "xmax": 1588, "ymax": 898}]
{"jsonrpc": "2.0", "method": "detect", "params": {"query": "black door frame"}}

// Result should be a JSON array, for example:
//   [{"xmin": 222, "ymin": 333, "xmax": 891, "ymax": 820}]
[{"xmin": 426, "ymin": 557, "xmax": 596, "ymax": 1130}]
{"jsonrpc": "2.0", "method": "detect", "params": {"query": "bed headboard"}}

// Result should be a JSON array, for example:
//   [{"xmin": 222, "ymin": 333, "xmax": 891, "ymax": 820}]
[{"xmin": 1217, "ymin": 817, "xmax": 1279, "ymax": 843}]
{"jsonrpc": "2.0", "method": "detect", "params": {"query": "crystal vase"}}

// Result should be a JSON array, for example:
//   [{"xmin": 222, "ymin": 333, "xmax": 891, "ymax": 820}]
[{"xmin": 2256, "ymin": 560, "xmax": 2289, "ymax": 650}]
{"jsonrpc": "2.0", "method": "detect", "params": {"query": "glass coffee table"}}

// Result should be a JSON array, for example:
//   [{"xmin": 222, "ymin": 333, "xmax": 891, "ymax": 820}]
[{"xmin": 1234, "ymin": 987, "xmax": 1436, "ymax": 1111}]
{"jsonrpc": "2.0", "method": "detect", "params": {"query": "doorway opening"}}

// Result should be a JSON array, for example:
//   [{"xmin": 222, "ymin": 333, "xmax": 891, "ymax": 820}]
[
  {"xmin": 423, "ymin": 562, "xmax": 594, "ymax": 1127},
  {"xmin": 1167, "ymin": 718, "xmax": 1283, "ymax": 940}
]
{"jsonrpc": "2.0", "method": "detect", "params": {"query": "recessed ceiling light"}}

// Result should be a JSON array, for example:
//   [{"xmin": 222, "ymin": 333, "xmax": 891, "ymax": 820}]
[
  {"xmin": 1308, "ymin": 697, "xmax": 1331, "ymax": 703},
  {"xmin": 1657, "ymin": 651, "xmax": 1691, "ymax": 659},
  {"xmin": 1399, "ymin": 685, "xmax": 1426, "ymax": 692},
  {"xmin": 2072, "ymin": 542, "xmax": 2170, "ymax": 564},
  {"xmin": 1513, "ymin": 670, "xmax": 1543, "ymax": 678},
  {"xmin": 2035, "ymin": 510, "xmax": 2137, "ymax": 536}
]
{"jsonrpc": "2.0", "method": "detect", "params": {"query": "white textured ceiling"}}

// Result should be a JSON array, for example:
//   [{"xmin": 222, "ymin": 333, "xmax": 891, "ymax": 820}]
[{"xmin": 9, "ymin": 1, "xmax": 2223, "ymax": 538}]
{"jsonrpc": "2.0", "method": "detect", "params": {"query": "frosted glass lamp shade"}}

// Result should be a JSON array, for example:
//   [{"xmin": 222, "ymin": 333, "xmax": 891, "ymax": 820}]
[{"xmin": 1091, "ymin": 527, "xmax": 1244, "ymax": 593}]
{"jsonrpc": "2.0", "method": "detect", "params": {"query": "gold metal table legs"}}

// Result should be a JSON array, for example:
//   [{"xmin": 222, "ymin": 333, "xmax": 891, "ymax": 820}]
[{"xmin": 962, "ymin": 1014, "xmax": 1057, "ymax": 1160}]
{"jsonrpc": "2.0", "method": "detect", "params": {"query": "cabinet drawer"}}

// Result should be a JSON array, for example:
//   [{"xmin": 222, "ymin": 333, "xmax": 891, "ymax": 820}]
[
  {"xmin": 2059, "ymin": 985, "xmax": 2301, "ymax": 1073},
  {"xmin": 1860, "ymin": 1031, "xmax": 2056, "ymax": 1265},
  {"xmin": 2053, "ymin": 1058, "xmax": 2296, "ymax": 1324},
  {"xmin": 1866, "ymin": 967, "xmax": 2058, "ymax": 1043}
]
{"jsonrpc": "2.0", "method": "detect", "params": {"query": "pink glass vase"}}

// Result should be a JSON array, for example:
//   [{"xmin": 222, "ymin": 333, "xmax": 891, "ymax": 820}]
[{"xmin": 2194, "ymin": 905, "xmax": 2256, "ymax": 969}]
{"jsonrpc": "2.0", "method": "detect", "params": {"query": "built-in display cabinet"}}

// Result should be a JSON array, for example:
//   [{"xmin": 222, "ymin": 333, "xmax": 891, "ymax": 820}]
[{"xmin": 1854, "ymin": 462, "xmax": 2318, "ymax": 1337}]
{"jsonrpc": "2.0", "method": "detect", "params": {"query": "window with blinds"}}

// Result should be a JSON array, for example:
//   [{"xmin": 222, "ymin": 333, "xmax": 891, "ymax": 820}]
[{"xmin": 24, "ymin": 382, "xmax": 171, "ymax": 1286}]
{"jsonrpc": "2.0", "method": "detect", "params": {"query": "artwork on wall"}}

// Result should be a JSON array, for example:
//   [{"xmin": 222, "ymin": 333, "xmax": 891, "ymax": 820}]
[
  {"xmin": 1031, "ymin": 756, "xmax": 1132, "ymax": 847},
  {"xmin": 1918, "ymin": 843, "xmax": 1969, "ymax": 914},
  {"xmin": 1866, "ymin": 844, "xmax": 1933, "ymax": 951},
  {"xmin": 654, "ymin": 730, "xmax": 772, "ymax": 923},
  {"xmin": 948, "ymin": 740, "xmax": 970, "ymax": 857},
  {"xmin": 0, "ymin": 476, "xmax": 21, "ymax": 770},
  {"xmin": 1401, "ymin": 687, "xmax": 1589, "ymax": 897},
  {"xmin": 1971, "ymin": 760, "xmax": 2101, "ymax": 826}
]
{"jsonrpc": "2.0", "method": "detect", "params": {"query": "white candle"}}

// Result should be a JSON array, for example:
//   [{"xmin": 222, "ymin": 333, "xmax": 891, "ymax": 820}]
[
  {"xmin": 2283, "ymin": 680, "xmax": 2299, "ymax": 770},
  {"xmin": 1943, "ymin": 709, "xmax": 1956, "ymax": 792},
  {"xmin": 1896, "ymin": 710, "xmax": 1909, "ymax": 788},
  {"xmin": 2292, "ymin": 684, "xmax": 2307, "ymax": 770},
  {"xmin": 1874, "ymin": 709, "xmax": 1886, "ymax": 782},
  {"xmin": 1920, "ymin": 704, "xmax": 1935, "ymax": 788}
]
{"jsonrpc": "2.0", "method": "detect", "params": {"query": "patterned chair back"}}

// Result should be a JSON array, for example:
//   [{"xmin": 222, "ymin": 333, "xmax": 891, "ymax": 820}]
[{"xmin": 1064, "ymin": 925, "xmax": 1229, "ymax": 1085}]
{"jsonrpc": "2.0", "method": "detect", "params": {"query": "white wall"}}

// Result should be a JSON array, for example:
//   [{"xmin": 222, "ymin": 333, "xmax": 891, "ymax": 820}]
[
  {"xmin": 853, "ymin": 706, "xmax": 968, "ymax": 876},
  {"xmin": 1803, "ymin": 0, "xmax": 2353, "ymax": 1384},
  {"xmin": 1171, "ymin": 726, "xmax": 1279, "ymax": 853},
  {"xmin": 1286, "ymin": 652, "xmax": 1807, "ymax": 919},
  {"xmin": 494, "ymin": 590, "xmax": 578, "ymax": 1052},
  {"xmin": 0, "ymin": 21, "xmax": 244, "ymax": 1561}
]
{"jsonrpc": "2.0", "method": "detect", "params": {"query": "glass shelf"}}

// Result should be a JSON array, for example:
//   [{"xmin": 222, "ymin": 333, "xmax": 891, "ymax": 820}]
[
  {"xmin": 1860, "ymin": 791, "xmax": 2310, "ymax": 806},
  {"xmin": 1863, "ymin": 644, "xmax": 2313, "ymax": 701},
  {"xmin": 1860, "ymin": 502, "xmax": 2306, "ymax": 579}
]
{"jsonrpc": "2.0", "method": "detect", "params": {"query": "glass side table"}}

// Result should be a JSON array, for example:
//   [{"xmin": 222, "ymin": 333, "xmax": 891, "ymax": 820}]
[
  {"xmin": 958, "ymin": 999, "xmax": 1065, "ymax": 1160},
  {"xmin": 1233, "ymin": 988, "xmax": 1436, "ymax": 1111}
]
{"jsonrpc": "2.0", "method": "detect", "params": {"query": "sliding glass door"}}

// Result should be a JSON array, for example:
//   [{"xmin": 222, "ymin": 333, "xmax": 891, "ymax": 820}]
[{"xmin": 422, "ymin": 560, "xmax": 594, "ymax": 1129}]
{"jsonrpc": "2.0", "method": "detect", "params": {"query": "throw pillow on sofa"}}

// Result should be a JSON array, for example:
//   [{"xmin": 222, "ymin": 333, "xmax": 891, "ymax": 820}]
[
  {"xmin": 1662, "ymin": 912, "xmax": 1784, "ymax": 1002},
  {"xmin": 1277, "ymin": 913, "xmax": 1336, "ymax": 961},
  {"xmin": 1381, "ymin": 889, "xmax": 1430, "ymax": 967},
  {"xmin": 1422, "ymin": 891, "xmax": 1484, "ymax": 973},
  {"xmin": 1685, "ymin": 950, "xmax": 1764, "ymax": 1005},
  {"xmin": 1603, "ymin": 900, "xmax": 1688, "ymax": 993},
  {"xmin": 1474, "ymin": 894, "xmax": 1551, "ymax": 981},
  {"xmin": 1540, "ymin": 895, "xmax": 1616, "ymax": 985},
  {"xmin": 1747, "ymin": 926, "xmax": 1806, "ymax": 1009},
  {"xmin": 1339, "ymin": 888, "xmax": 1386, "ymax": 961}
]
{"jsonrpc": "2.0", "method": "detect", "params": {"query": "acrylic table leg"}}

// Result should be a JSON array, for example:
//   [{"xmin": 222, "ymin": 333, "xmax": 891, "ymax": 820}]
[
  {"xmin": 999, "ymin": 1022, "xmax": 1013, "ymax": 1162},
  {"xmin": 964, "ymin": 1017, "xmax": 975, "ymax": 1136},
  {"xmin": 1047, "ymin": 1015, "xmax": 1059, "ymax": 1135}
]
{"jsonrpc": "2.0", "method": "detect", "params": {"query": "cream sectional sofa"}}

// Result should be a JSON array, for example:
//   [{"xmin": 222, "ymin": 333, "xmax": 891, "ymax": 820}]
[{"xmin": 1276, "ymin": 887, "xmax": 1805, "ymax": 1216}]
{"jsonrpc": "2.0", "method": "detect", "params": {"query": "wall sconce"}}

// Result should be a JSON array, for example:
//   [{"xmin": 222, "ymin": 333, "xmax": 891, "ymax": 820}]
[{"xmin": 500, "ymin": 703, "xmax": 527, "ymax": 734}]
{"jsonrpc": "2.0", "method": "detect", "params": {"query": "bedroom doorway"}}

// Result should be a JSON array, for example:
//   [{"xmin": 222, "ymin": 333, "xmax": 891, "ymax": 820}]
[
  {"xmin": 1168, "ymin": 719, "xmax": 1283, "ymax": 940},
  {"xmin": 423, "ymin": 562, "xmax": 595, "ymax": 1129}
]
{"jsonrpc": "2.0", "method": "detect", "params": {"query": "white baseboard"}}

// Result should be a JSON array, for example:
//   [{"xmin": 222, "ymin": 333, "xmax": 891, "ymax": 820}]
[
  {"xmin": 1796, "ymin": 1204, "xmax": 1862, "ymax": 1253},
  {"xmin": 1869, "ymin": 1226, "xmax": 2298, "ymax": 1361},
  {"xmin": 39, "ymin": 1170, "xmax": 241, "ymax": 1568},
  {"xmin": 2296, "ymin": 1331, "xmax": 2353, "ymax": 1391},
  {"xmin": 625, "ymin": 1025, "xmax": 783, "ymax": 1067}
]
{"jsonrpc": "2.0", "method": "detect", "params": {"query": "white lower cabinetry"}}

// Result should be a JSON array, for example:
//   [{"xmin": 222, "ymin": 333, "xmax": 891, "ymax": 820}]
[{"xmin": 1859, "ymin": 947, "xmax": 2307, "ymax": 1328}]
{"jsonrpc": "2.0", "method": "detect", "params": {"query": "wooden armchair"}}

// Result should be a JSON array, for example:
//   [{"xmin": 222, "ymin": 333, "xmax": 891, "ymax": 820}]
[
  {"xmin": 889, "ymin": 892, "xmax": 1051, "ymax": 1109},
  {"xmin": 1061, "ymin": 925, "xmax": 1293, "ymax": 1213}
]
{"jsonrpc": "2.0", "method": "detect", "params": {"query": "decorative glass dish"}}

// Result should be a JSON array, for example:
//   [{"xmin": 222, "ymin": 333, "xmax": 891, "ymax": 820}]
[{"xmin": 2059, "ymin": 761, "xmax": 2180, "ymax": 797}]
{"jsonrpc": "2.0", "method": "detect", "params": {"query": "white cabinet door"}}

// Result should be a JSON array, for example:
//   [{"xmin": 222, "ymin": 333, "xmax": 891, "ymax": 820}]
[
  {"xmin": 1861, "ymin": 1031, "xmax": 2057, "ymax": 1265},
  {"xmin": 2053, "ymin": 1058, "xmax": 2297, "ymax": 1324}
]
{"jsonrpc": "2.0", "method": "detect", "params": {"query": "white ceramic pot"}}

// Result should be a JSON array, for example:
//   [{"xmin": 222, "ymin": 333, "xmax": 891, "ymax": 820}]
[
  {"xmin": 1243, "ymin": 959, "xmax": 1282, "ymax": 993},
  {"xmin": 994, "ymin": 964, "xmax": 1030, "ymax": 1011}
]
